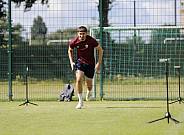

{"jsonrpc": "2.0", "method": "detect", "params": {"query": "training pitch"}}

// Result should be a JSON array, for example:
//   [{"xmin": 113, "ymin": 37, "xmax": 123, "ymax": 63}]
[{"xmin": 0, "ymin": 101, "xmax": 184, "ymax": 135}]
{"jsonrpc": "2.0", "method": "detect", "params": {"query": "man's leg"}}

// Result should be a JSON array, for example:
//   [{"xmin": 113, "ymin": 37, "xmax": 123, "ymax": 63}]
[
  {"xmin": 75, "ymin": 70, "xmax": 84, "ymax": 109},
  {"xmin": 86, "ymin": 78, "xmax": 93, "ymax": 101}
]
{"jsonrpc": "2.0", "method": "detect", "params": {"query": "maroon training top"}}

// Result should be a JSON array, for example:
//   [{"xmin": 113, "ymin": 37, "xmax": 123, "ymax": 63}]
[{"xmin": 69, "ymin": 35, "xmax": 98, "ymax": 67}]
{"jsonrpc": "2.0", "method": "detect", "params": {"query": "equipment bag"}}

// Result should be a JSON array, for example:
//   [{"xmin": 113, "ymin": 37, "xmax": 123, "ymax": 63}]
[{"xmin": 59, "ymin": 84, "xmax": 74, "ymax": 101}]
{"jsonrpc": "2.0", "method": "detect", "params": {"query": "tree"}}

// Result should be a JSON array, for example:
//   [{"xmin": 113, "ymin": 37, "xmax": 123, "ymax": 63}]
[
  {"xmin": 97, "ymin": 1, "xmax": 115, "ymax": 78},
  {"xmin": 12, "ymin": 23, "xmax": 24, "ymax": 45},
  {"xmin": 98, "ymin": 0, "xmax": 115, "ymax": 27},
  {"xmin": 0, "ymin": 15, "xmax": 7, "ymax": 46},
  {"xmin": 0, "ymin": 0, "xmax": 6, "ymax": 18},
  {"xmin": 0, "ymin": 18, "xmax": 24, "ymax": 46},
  {"xmin": 31, "ymin": 16, "xmax": 47, "ymax": 42},
  {"xmin": 12, "ymin": 0, "xmax": 48, "ymax": 11}
]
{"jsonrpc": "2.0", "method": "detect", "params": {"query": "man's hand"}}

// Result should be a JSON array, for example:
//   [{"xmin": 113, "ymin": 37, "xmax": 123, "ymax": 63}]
[
  {"xmin": 95, "ymin": 44, "xmax": 103, "ymax": 74},
  {"xmin": 95, "ymin": 62, "xmax": 100, "ymax": 74},
  {"xmin": 70, "ymin": 62, "xmax": 75, "ymax": 71}
]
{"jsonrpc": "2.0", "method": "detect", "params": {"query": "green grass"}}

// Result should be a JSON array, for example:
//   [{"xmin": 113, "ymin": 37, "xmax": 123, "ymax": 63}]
[{"xmin": 0, "ymin": 101, "xmax": 184, "ymax": 135}]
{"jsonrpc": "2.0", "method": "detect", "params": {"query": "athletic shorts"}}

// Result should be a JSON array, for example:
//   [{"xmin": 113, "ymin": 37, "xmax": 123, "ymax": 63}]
[{"xmin": 75, "ymin": 60, "xmax": 95, "ymax": 79}]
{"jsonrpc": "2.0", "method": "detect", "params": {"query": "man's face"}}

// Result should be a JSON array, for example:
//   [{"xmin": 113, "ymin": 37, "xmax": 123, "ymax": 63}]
[{"xmin": 78, "ymin": 32, "xmax": 87, "ymax": 41}]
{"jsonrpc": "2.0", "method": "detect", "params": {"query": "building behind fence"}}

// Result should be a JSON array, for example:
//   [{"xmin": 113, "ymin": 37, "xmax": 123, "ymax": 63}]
[{"xmin": 0, "ymin": 0, "xmax": 184, "ymax": 101}]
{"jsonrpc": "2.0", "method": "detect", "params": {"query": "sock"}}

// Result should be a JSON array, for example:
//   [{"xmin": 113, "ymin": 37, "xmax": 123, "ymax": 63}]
[
  {"xmin": 87, "ymin": 90, "xmax": 91, "ymax": 95},
  {"xmin": 78, "ymin": 93, "xmax": 83, "ymax": 103}
]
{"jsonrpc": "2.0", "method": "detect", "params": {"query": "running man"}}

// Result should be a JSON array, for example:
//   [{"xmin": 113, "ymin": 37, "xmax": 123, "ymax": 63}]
[{"xmin": 68, "ymin": 26, "xmax": 103, "ymax": 109}]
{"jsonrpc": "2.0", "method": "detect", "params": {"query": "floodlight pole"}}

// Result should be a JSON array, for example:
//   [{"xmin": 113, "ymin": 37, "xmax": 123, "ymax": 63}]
[
  {"xmin": 170, "ymin": 66, "xmax": 184, "ymax": 104},
  {"xmin": 148, "ymin": 59, "xmax": 180, "ymax": 124}
]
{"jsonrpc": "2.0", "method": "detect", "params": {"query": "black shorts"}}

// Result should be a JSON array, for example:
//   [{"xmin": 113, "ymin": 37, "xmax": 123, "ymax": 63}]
[{"xmin": 75, "ymin": 60, "xmax": 95, "ymax": 79}]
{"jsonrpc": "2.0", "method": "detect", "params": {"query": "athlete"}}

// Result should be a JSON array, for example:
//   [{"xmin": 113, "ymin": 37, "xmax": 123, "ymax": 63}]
[{"xmin": 68, "ymin": 26, "xmax": 103, "ymax": 109}]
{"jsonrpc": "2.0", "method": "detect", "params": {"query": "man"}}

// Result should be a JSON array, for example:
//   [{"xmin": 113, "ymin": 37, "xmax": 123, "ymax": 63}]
[{"xmin": 68, "ymin": 26, "xmax": 103, "ymax": 109}]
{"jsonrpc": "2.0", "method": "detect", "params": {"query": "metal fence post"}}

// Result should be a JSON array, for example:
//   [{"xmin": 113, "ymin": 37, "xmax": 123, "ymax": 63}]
[
  {"xmin": 8, "ymin": 0, "xmax": 12, "ymax": 101},
  {"xmin": 99, "ymin": 0, "xmax": 104, "ymax": 100}
]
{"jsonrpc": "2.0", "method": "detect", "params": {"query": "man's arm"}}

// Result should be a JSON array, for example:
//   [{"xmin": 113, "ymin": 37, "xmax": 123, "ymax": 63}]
[
  {"xmin": 68, "ymin": 46, "xmax": 75, "ymax": 71},
  {"xmin": 95, "ymin": 44, "xmax": 103, "ymax": 73}
]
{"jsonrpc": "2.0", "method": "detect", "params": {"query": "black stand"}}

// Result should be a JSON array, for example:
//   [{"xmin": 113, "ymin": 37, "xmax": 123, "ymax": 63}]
[
  {"xmin": 19, "ymin": 67, "xmax": 38, "ymax": 106},
  {"xmin": 148, "ymin": 59, "xmax": 180, "ymax": 124},
  {"xmin": 170, "ymin": 66, "xmax": 184, "ymax": 104}
]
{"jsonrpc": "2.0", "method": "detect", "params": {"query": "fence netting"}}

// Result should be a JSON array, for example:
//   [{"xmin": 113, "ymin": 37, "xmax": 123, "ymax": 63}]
[{"xmin": 0, "ymin": 0, "xmax": 184, "ymax": 101}]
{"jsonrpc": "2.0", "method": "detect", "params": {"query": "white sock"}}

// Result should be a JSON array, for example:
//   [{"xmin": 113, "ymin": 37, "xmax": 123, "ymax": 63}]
[
  {"xmin": 78, "ymin": 93, "xmax": 83, "ymax": 103},
  {"xmin": 87, "ymin": 90, "xmax": 91, "ymax": 95}
]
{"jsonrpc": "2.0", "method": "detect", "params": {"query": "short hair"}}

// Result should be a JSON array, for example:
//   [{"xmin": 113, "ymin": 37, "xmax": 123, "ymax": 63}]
[{"xmin": 77, "ymin": 26, "xmax": 87, "ymax": 32}]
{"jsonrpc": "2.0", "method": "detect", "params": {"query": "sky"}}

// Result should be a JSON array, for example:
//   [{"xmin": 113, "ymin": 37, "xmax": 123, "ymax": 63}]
[
  {"xmin": 11, "ymin": 0, "xmax": 99, "ymax": 33},
  {"xmin": 8, "ymin": 0, "xmax": 182, "ymax": 34}
]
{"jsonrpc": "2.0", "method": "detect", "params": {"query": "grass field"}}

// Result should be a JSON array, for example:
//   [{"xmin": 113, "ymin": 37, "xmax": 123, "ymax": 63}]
[{"xmin": 0, "ymin": 101, "xmax": 184, "ymax": 135}]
